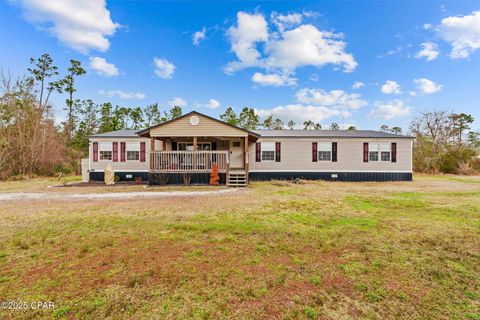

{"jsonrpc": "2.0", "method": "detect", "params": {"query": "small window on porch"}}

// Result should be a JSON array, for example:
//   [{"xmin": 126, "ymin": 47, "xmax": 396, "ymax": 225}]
[{"xmin": 232, "ymin": 141, "xmax": 241, "ymax": 148}]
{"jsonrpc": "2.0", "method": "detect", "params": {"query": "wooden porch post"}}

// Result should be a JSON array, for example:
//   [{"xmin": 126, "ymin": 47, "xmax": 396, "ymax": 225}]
[
  {"xmin": 150, "ymin": 138, "xmax": 155, "ymax": 152},
  {"xmin": 244, "ymin": 136, "xmax": 249, "ymax": 182},
  {"xmin": 193, "ymin": 136, "xmax": 197, "ymax": 169}
]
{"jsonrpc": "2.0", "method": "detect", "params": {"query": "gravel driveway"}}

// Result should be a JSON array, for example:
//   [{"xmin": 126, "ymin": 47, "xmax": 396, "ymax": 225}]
[{"xmin": 0, "ymin": 188, "xmax": 240, "ymax": 201}]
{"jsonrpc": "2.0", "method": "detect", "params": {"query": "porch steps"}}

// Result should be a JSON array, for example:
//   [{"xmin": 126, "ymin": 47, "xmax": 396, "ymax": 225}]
[{"xmin": 227, "ymin": 171, "xmax": 247, "ymax": 187}]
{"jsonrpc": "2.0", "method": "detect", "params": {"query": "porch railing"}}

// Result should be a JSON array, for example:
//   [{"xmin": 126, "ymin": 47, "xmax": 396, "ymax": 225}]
[{"xmin": 150, "ymin": 151, "xmax": 229, "ymax": 173}]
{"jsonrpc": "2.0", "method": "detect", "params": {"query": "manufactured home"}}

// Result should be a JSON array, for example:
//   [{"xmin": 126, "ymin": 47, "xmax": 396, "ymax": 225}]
[{"xmin": 88, "ymin": 111, "xmax": 413, "ymax": 186}]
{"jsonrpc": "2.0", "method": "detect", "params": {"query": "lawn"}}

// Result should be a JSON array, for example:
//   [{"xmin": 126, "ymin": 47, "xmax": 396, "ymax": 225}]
[{"xmin": 0, "ymin": 175, "xmax": 479, "ymax": 319}]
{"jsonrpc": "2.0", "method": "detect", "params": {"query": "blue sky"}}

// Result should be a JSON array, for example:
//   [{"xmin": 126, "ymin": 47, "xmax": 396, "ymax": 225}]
[{"xmin": 1, "ymin": 1, "xmax": 480, "ymax": 130}]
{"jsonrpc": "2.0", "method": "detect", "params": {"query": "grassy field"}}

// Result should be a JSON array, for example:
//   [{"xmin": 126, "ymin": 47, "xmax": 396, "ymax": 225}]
[{"xmin": 0, "ymin": 175, "xmax": 479, "ymax": 319}]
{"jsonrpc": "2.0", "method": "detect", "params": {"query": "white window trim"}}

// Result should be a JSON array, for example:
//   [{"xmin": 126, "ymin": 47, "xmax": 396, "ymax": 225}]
[
  {"xmin": 261, "ymin": 142, "xmax": 275, "ymax": 162},
  {"xmin": 369, "ymin": 142, "xmax": 391, "ymax": 162},
  {"xmin": 317, "ymin": 142, "xmax": 332, "ymax": 162},
  {"xmin": 99, "ymin": 142, "xmax": 112, "ymax": 162},
  {"xmin": 126, "ymin": 142, "xmax": 140, "ymax": 162}
]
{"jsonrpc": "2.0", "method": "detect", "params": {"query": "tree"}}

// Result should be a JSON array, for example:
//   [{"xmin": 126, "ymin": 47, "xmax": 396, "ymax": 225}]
[
  {"xmin": 63, "ymin": 59, "xmax": 86, "ymax": 144},
  {"xmin": 71, "ymin": 100, "xmax": 99, "ymax": 154},
  {"xmin": 263, "ymin": 115, "xmax": 273, "ymax": 129},
  {"xmin": 273, "ymin": 118, "xmax": 284, "ymax": 130},
  {"xmin": 129, "ymin": 106, "xmax": 144, "ymax": 129},
  {"xmin": 164, "ymin": 106, "xmax": 182, "ymax": 120},
  {"xmin": 220, "ymin": 107, "xmax": 239, "ymax": 126},
  {"xmin": 238, "ymin": 107, "xmax": 259, "ymax": 130},
  {"xmin": 303, "ymin": 120, "xmax": 321, "ymax": 130},
  {"xmin": 144, "ymin": 103, "xmax": 164, "ymax": 127},
  {"xmin": 287, "ymin": 120, "xmax": 295, "ymax": 130},
  {"xmin": 380, "ymin": 124, "xmax": 390, "ymax": 132},
  {"xmin": 391, "ymin": 127, "xmax": 402, "ymax": 134},
  {"xmin": 27, "ymin": 53, "xmax": 59, "ymax": 111},
  {"xmin": 449, "ymin": 113, "xmax": 474, "ymax": 143},
  {"xmin": 347, "ymin": 125, "xmax": 357, "ymax": 131},
  {"xmin": 329, "ymin": 123, "xmax": 339, "ymax": 130}
]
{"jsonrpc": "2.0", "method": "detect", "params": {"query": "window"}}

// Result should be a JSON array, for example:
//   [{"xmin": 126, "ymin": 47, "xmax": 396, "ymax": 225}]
[
  {"xmin": 233, "ymin": 141, "xmax": 241, "ymax": 148},
  {"xmin": 381, "ymin": 151, "xmax": 391, "ymax": 162},
  {"xmin": 99, "ymin": 142, "xmax": 112, "ymax": 161},
  {"xmin": 318, "ymin": 142, "xmax": 331, "ymax": 161},
  {"xmin": 369, "ymin": 142, "xmax": 391, "ymax": 162},
  {"xmin": 369, "ymin": 151, "xmax": 378, "ymax": 161},
  {"xmin": 126, "ymin": 142, "xmax": 140, "ymax": 161},
  {"xmin": 127, "ymin": 151, "xmax": 139, "ymax": 161},
  {"xmin": 178, "ymin": 142, "xmax": 211, "ymax": 151},
  {"xmin": 261, "ymin": 142, "xmax": 275, "ymax": 161}
]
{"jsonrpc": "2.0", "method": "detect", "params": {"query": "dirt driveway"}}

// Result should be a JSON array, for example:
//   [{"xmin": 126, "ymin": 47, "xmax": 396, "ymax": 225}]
[{"xmin": 0, "ymin": 188, "xmax": 240, "ymax": 201}]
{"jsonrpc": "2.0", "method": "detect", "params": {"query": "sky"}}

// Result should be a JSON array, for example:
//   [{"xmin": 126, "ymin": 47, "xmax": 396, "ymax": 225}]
[{"xmin": 1, "ymin": 0, "xmax": 480, "ymax": 131}]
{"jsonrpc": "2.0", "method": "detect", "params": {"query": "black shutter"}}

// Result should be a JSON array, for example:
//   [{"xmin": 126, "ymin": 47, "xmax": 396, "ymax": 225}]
[
  {"xmin": 363, "ymin": 143, "xmax": 369, "ymax": 162},
  {"xmin": 332, "ymin": 142, "xmax": 337, "ymax": 162},
  {"xmin": 391, "ymin": 142, "xmax": 397, "ymax": 163},
  {"xmin": 312, "ymin": 142, "xmax": 317, "ymax": 162},
  {"xmin": 275, "ymin": 142, "xmax": 281, "ymax": 162},
  {"xmin": 172, "ymin": 141, "xmax": 177, "ymax": 151},
  {"xmin": 255, "ymin": 142, "xmax": 261, "ymax": 162},
  {"xmin": 211, "ymin": 142, "xmax": 217, "ymax": 150}
]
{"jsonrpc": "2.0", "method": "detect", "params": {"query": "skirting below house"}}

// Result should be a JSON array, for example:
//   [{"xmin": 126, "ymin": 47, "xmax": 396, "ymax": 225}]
[
  {"xmin": 148, "ymin": 173, "xmax": 226, "ymax": 185},
  {"xmin": 89, "ymin": 171, "xmax": 149, "ymax": 182},
  {"xmin": 248, "ymin": 171, "xmax": 412, "ymax": 182}
]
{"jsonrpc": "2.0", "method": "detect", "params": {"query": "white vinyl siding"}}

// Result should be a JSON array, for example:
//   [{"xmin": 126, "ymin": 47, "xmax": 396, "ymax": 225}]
[
  {"xmin": 318, "ymin": 142, "xmax": 331, "ymax": 161},
  {"xmin": 99, "ymin": 142, "xmax": 112, "ymax": 161},
  {"xmin": 249, "ymin": 138, "xmax": 412, "ymax": 172},
  {"xmin": 261, "ymin": 142, "xmax": 275, "ymax": 161}
]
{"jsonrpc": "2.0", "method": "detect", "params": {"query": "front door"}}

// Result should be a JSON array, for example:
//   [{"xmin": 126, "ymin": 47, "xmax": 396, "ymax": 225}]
[{"xmin": 230, "ymin": 140, "xmax": 244, "ymax": 168}]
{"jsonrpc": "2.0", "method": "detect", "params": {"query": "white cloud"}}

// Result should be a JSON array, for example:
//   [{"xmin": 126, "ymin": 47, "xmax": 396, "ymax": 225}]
[
  {"xmin": 168, "ymin": 97, "xmax": 187, "ymax": 107},
  {"xmin": 368, "ymin": 100, "xmax": 412, "ymax": 120},
  {"xmin": 89, "ymin": 57, "xmax": 119, "ymax": 76},
  {"xmin": 16, "ymin": 0, "xmax": 119, "ymax": 54},
  {"xmin": 296, "ymin": 88, "xmax": 367, "ymax": 110},
  {"xmin": 252, "ymin": 72, "xmax": 297, "ymax": 87},
  {"xmin": 414, "ymin": 78, "xmax": 443, "ymax": 94},
  {"xmin": 225, "ymin": 11, "xmax": 269, "ymax": 73},
  {"xmin": 225, "ymin": 11, "xmax": 357, "ymax": 75},
  {"xmin": 265, "ymin": 25, "xmax": 357, "ymax": 73},
  {"xmin": 381, "ymin": 80, "xmax": 402, "ymax": 94},
  {"xmin": 153, "ymin": 58, "xmax": 175, "ymax": 79},
  {"xmin": 423, "ymin": 23, "xmax": 433, "ymax": 30},
  {"xmin": 206, "ymin": 98, "xmax": 221, "ymax": 109},
  {"xmin": 439, "ymin": 11, "xmax": 480, "ymax": 59},
  {"xmin": 271, "ymin": 12, "xmax": 303, "ymax": 32},
  {"xmin": 99, "ymin": 90, "xmax": 145, "ymax": 100},
  {"xmin": 415, "ymin": 42, "xmax": 440, "ymax": 61},
  {"xmin": 409, "ymin": 91, "xmax": 417, "ymax": 96},
  {"xmin": 255, "ymin": 104, "xmax": 350, "ymax": 124},
  {"xmin": 192, "ymin": 27, "xmax": 206, "ymax": 46},
  {"xmin": 352, "ymin": 81, "xmax": 365, "ymax": 89}
]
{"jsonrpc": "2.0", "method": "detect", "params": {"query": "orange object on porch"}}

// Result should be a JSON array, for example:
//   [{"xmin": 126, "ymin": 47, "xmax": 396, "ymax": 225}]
[{"xmin": 209, "ymin": 163, "xmax": 220, "ymax": 185}]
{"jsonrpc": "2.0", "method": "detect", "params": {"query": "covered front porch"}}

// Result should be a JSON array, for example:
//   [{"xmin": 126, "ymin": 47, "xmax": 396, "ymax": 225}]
[
  {"xmin": 149, "ymin": 136, "xmax": 248, "ymax": 174},
  {"xmin": 136, "ymin": 111, "xmax": 259, "ymax": 186}
]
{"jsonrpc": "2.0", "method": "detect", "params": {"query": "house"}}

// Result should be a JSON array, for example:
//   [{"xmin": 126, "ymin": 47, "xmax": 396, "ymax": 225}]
[{"xmin": 88, "ymin": 111, "xmax": 413, "ymax": 186}]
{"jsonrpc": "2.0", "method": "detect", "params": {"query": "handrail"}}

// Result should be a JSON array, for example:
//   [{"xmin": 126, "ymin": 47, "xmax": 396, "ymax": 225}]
[{"xmin": 150, "ymin": 151, "xmax": 229, "ymax": 173}]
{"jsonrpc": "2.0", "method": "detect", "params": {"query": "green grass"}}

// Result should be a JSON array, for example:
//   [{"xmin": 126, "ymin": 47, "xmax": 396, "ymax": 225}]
[{"xmin": 0, "ymin": 175, "xmax": 479, "ymax": 319}]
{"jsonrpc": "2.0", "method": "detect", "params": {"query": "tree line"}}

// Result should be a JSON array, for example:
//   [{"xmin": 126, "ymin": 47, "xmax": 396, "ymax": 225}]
[{"xmin": 0, "ymin": 53, "xmax": 479, "ymax": 179}]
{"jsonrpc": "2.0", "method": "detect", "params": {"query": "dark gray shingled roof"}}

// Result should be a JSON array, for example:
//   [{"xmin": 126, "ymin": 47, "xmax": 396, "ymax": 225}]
[
  {"xmin": 90, "ymin": 130, "xmax": 139, "ymax": 138},
  {"xmin": 90, "ymin": 128, "xmax": 413, "ymax": 139},
  {"xmin": 252, "ymin": 129, "xmax": 413, "ymax": 139}
]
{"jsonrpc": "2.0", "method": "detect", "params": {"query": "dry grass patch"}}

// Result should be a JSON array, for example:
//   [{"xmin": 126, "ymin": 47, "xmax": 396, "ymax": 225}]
[{"xmin": 0, "ymin": 175, "xmax": 479, "ymax": 319}]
